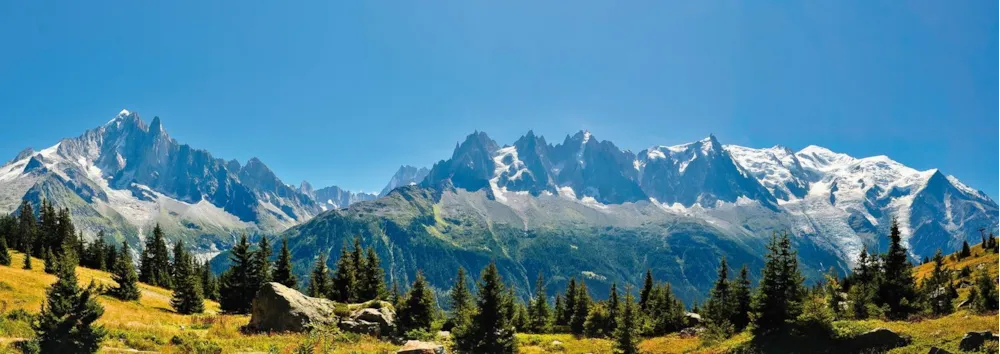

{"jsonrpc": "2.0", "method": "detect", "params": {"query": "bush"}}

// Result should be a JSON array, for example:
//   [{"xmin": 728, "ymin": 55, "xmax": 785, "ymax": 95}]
[
  {"xmin": 169, "ymin": 333, "xmax": 222, "ymax": 354},
  {"xmin": 794, "ymin": 297, "xmax": 834, "ymax": 337},
  {"xmin": 403, "ymin": 328, "xmax": 436, "ymax": 341}
]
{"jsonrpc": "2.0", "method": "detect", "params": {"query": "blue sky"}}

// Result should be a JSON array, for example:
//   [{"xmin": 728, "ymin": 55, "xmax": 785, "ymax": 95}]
[{"xmin": 1, "ymin": 1, "xmax": 996, "ymax": 198}]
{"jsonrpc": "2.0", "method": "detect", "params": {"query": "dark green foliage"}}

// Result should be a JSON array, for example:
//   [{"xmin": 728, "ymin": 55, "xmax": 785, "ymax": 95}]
[
  {"xmin": 110, "ymin": 241, "xmax": 141, "ymax": 301},
  {"xmin": 23, "ymin": 246, "xmax": 32, "ymax": 269},
  {"xmin": 36, "ymin": 200, "xmax": 57, "ymax": 256},
  {"xmin": 731, "ymin": 264, "xmax": 752, "ymax": 331},
  {"xmin": 527, "ymin": 273, "xmax": 551, "ymax": 333},
  {"xmin": 613, "ymin": 288, "xmax": 640, "ymax": 354},
  {"xmin": 970, "ymin": 267, "xmax": 998, "ymax": 314},
  {"xmin": 639, "ymin": 269, "xmax": 653, "ymax": 311},
  {"xmin": 171, "ymin": 240, "xmax": 204, "ymax": 314},
  {"xmin": 307, "ymin": 253, "xmax": 332, "ymax": 298},
  {"xmin": 43, "ymin": 248, "xmax": 57, "ymax": 274},
  {"xmin": 139, "ymin": 224, "xmax": 173, "ymax": 289},
  {"xmin": 200, "ymin": 261, "xmax": 219, "ymax": 301},
  {"xmin": 453, "ymin": 262, "xmax": 517, "ymax": 354},
  {"xmin": 359, "ymin": 247, "xmax": 386, "ymax": 301},
  {"xmin": 33, "ymin": 252, "xmax": 106, "ymax": 353},
  {"xmin": 874, "ymin": 219, "xmax": 918, "ymax": 320},
  {"xmin": 583, "ymin": 302, "xmax": 611, "ymax": 338},
  {"xmin": 16, "ymin": 200, "xmax": 36, "ymax": 253},
  {"xmin": 751, "ymin": 232, "xmax": 805, "ymax": 336},
  {"xmin": 959, "ymin": 240, "xmax": 971, "ymax": 259},
  {"xmin": 254, "ymin": 235, "xmax": 272, "ymax": 285},
  {"xmin": 390, "ymin": 279, "xmax": 402, "ymax": 310},
  {"xmin": 644, "ymin": 281, "xmax": 686, "ymax": 336},
  {"xmin": 219, "ymin": 234, "xmax": 256, "ymax": 314},
  {"xmin": 447, "ymin": 267, "xmax": 474, "ymax": 331},
  {"xmin": 921, "ymin": 250, "xmax": 954, "ymax": 316},
  {"xmin": 569, "ymin": 280, "xmax": 591, "ymax": 335},
  {"xmin": 510, "ymin": 292, "xmax": 529, "ymax": 333},
  {"xmin": 0, "ymin": 235, "xmax": 10, "ymax": 266},
  {"xmin": 84, "ymin": 235, "xmax": 108, "ymax": 271},
  {"xmin": 705, "ymin": 257, "xmax": 733, "ymax": 329},
  {"xmin": 824, "ymin": 268, "xmax": 841, "ymax": 319},
  {"xmin": 398, "ymin": 271, "xmax": 436, "ymax": 333},
  {"xmin": 331, "ymin": 242, "xmax": 357, "ymax": 302},
  {"xmin": 273, "ymin": 237, "xmax": 297, "ymax": 289},
  {"xmin": 552, "ymin": 295, "xmax": 563, "ymax": 328},
  {"xmin": 606, "ymin": 283, "xmax": 620, "ymax": 336},
  {"xmin": 846, "ymin": 248, "xmax": 876, "ymax": 319},
  {"xmin": 557, "ymin": 278, "xmax": 577, "ymax": 326}
]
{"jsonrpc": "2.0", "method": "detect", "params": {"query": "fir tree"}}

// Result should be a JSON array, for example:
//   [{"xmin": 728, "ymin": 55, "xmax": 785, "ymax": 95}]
[
  {"xmin": 254, "ymin": 235, "xmax": 272, "ymax": 286},
  {"xmin": 553, "ymin": 294, "xmax": 564, "ymax": 327},
  {"xmin": 583, "ymin": 302, "xmax": 611, "ymax": 338},
  {"xmin": 307, "ymin": 253, "xmax": 332, "ymax": 298},
  {"xmin": 332, "ymin": 242, "xmax": 357, "ymax": 302},
  {"xmin": 640, "ymin": 269, "xmax": 654, "ymax": 311},
  {"xmin": 613, "ymin": 288, "xmax": 640, "ymax": 354},
  {"xmin": 731, "ymin": 264, "xmax": 752, "ymax": 331},
  {"xmin": 55, "ymin": 208, "xmax": 78, "ymax": 259},
  {"xmin": 33, "ymin": 251, "xmax": 106, "ymax": 353},
  {"xmin": 527, "ymin": 272, "xmax": 551, "ymax": 333},
  {"xmin": 200, "ymin": 262, "xmax": 219, "ymax": 301},
  {"xmin": 44, "ymin": 248, "xmax": 57, "ymax": 274},
  {"xmin": 705, "ymin": 257, "xmax": 733, "ymax": 327},
  {"xmin": 110, "ymin": 241, "xmax": 141, "ymax": 301},
  {"xmin": 647, "ymin": 282, "xmax": 686, "ymax": 335},
  {"xmin": 273, "ymin": 237, "xmax": 297, "ymax": 289},
  {"xmin": 37, "ymin": 199, "xmax": 57, "ymax": 256},
  {"xmin": 970, "ymin": 267, "xmax": 999, "ymax": 314},
  {"xmin": 139, "ymin": 224, "xmax": 172, "ymax": 289},
  {"xmin": 558, "ymin": 278, "xmax": 578, "ymax": 325},
  {"xmin": 453, "ymin": 262, "xmax": 517, "ymax": 354},
  {"xmin": 218, "ymin": 234, "xmax": 256, "ymax": 314},
  {"xmin": 510, "ymin": 292, "xmax": 529, "ymax": 332},
  {"xmin": 398, "ymin": 271, "xmax": 437, "ymax": 333},
  {"xmin": 17, "ymin": 200, "xmax": 36, "ymax": 253},
  {"xmin": 23, "ymin": 246, "xmax": 32, "ymax": 270},
  {"xmin": 86, "ymin": 237, "xmax": 108, "ymax": 271},
  {"xmin": 448, "ymin": 267, "xmax": 474, "ymax": 330},
  {"xmin": 570, "ymin": 280, "xmax": 591, "ymax": 335},
  {"xmin": 606, "ymin": 283, "xmax": 620, "ymax": 336},
  {"xmin": 875, "ymin": 219, "xmax": 918, "ymax": 319},
  {"xmin": 959, "ymin": 240, "xmax": 972, "ymax": 259},
  {"xmin": 359, "ymin": 247, "xmax": 386, "ymax": 300},
  {"xmin": 0, "ymin": 234, "xmax": 10, "ymax": 266},
  {"xmin": 391, "ymin": 279, "xmax": 403, "ymax": 310},
  {"xmin": 824, "ymin": 268, "xmax": 841, "ymax": 319},
  {"xmin": 751, "ymin": 232, "xmax": 805, "ymax": 336},
  {"xmin": 170, "ymin": 241, "xmax": 204, "ymax": 314},
  {"xmin": 922, "ymin": 249, "xmax": 954, "ymax": 315}
]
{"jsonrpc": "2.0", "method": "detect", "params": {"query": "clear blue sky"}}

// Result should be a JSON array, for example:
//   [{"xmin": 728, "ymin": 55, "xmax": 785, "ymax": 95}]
[{"xmin": 1, "ymin": 1, "xmax": 996, "ymax": 198}]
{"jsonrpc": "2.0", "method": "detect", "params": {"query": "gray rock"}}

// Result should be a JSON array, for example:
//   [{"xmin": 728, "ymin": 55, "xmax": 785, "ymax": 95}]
[
  {"xmin": 248, "ymin": 282, "xmax": 338, "ymax": 332},
  {"xmin": 959, "ymin": 331, "xmax": 999, "ymax": 351},
  {"xmin": 339, "ymin": 319, "xmax": 382, "ymax": 336},
  {"xmin": 397, "ymin": 340, "xmax": 446, "ymax": 354},
  {"xmin": 345, "ymin": 306, "xmax": 396, "ymax": 336},
  {"xmin": 846, "ymin": 328, "xmax": 909, "ymax": 352}
]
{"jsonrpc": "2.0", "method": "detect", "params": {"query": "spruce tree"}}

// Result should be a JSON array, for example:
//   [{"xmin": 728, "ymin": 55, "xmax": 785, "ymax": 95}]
[
  {"xmin": 448, "ymin": 267, "xmax": 474, "ymax": 330},
  {"xmin": 273, "ymin": 237, "xmax": 297, "ymax": 289},
  {"xmin": 200, "ymin": 262, "xmax": 219, "ymax": 301},
  {"xmin": 254, "ymin": 235, "xmax": 272, "ymax": 286},
  {"xmin": 559, "ymin": 278, "xmax": 578, "ymax": 325},
  {"xmin": 218, "ymin": 234, "xmax": 256, "ymax": 314},
  {"xmin": 16, "ymin": 200, "xmax": 36, "ymax": 253},
  {"xmin": 751, "ymin": 232, "xmax": 805, "ymax": 336},
  {"xmin": 170, "ymin": 241, "xmax": 204, "ymax": 314},
  {"xmin": 553, "ymin": 294, "xmax": 564, "ymax": 328},
  {"xmin": 510, "ymin": 290, "xmax": 529, "ymax": 332},
  {"xmin": 640, "ymin": 269, "xmax": 654, "ymax": 311},
  {"xmin": 110, "ymin": 241, "xmax": 141, "ymax": 301},
  {"xmin": 606, "ymin": 282, "xmax": 620, "ymax": 335},
  {"xmin": 139, "ymin": 224, "xmax": 172, "ymax": 289},
  {"xmin": 55, "ymin": 208, "xmax": 78, "ymax": 259},
  {"xmin": 731, "ymin": 264, "xmax": 752, "ymax": 331},
  {"xmin": 33, "ymin": 251, "xmax": 106, "ymax": 353},
  {"xmin": 398, "ymin": 271, "xmax": 436, "ymax": 333},
  {"xmin": 0, "ymin": 235, "xmax": 10, "ymax": 266},
  {"xmin": 875, "ymin": 219, "xmax": 918, "ymax": 319},
  {"xmin": 922, "ymin": 249, "xmax": 954, "ymax": 315},
  {"xmin": 44, "ymin": 247, "xmax": 58, "ymax": 274},
  {"xmin": 332, "ymin": 242, "xmax": 357, "ymax": 302},
  {"xmin": 613, "ymin": 288, "xmax": 640, "ymax": 354},
  {"xmin": 824, "ymin": 268, "xmax": 841, "ymax": 319},
  {"xmin": 583, "ymin": 302, "xmax": 611, "ymax": 338},
  {"xmin": 527, "ymin": 272, "xmax": 551, "ymax": 333},
  {"xmin": 23, "ymin": 246, "xmax": 32, "ymax": 269},
  {"xmin": 971, "ymin": 267, "xmax": 999, "ymax": 314},
  {"xmin": 359, "ymin": 247, "xmax": 386, "ymax": 300},
  {"xmin": 705, "ymin": 257, "xmax": 733, "ymax": 327},
  {"xmin": 37, "ymin": 200, "xmax": 57, "ymax": 256},
  {"xmin": 454, "ymin": 262, "xmax": 517, "ymax": 354},
  {"xmin": 570, "ymin": 280, "xmax": 591, "ymax": 335},
  {"xmin": 307, "ymin": 253, "xmax": 332, "ymax": 298},
  {"xmin": 959, "ymin": 240, "xmax": 972, "ymax": 259}
]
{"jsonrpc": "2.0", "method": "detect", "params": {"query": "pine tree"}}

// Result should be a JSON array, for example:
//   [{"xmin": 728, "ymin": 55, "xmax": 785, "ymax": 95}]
[
  {"xmin": 139, "ymin": 224, "xmax": 172, "ymax": 289},
  {"xmin": 0, "ymin": 235, "xmax": 10, "ymax": 266},
  {"xmin": 218, "ymin": 234, "xmax": 256, "ymax": 314},
  {"xmin": 959, "ymin": 240, "xmax": 972, "ymax": 259},
  {"xmin": 55, "ymin": 208, "xmax": 78, "ymax": 259},
  {"xmin": 640, "ymin": 269, "xmax": 654, "ymax": 311},
  {"xmin": 359, "ymin": 247, "xmax": 386, "ymax": 300},
  {"xmin": 273, "ymin": 237, "xmax": 297, "ymax": 288},
  {"xmin": 824, "ymin": 268, "xmax": 841, "ymax": 319},
  {"xmin": 398, "ymin": 271, "xmax": 437, "ymax": 333},
  {"xmin": 559, "ymin": 278, "xmax": 578, "ymax": 325},
  {"xmin": 970, "ymin": 267, "xmax": 999, "ymax": 314},
  {"xmin": 254, "ymin": 235, "xmax": 272, "ymax": 286},
  {"xmin": 510, "ymin": 290, "xmax": 529, "ymax": 332},
  {"xmin": 23, "ymin": 246, "xmax": 32, "ymax": 270},
  {"xmin": 17, "ymin": 200, "xmax": 36, "ymax": 253},
  {"xmin": 200, "ymin": 262, "xmax": 219, "ymax": 301},
  {"xmin": 44, "ymin": 248, "xmax": 58, "ymax": 274},
  {"xmin": 583, "ymin": 302, "xmax": 611, "ymax": 338},
  {"xmin": 606, "ymin": 283, "xmax": 620, "ymax": 335},
  {"xmin": 307, "ymin": 253, "xmax": 332, "ymax": 298},
  {"xmin": 553, "ymin": 294, "xmax": 564, "ymax": 327},
  {"xmin": 613, "ymin": 288, "xmax": 640, "ymax": 354},
  {"xmin": 570, "ymin": 280, "xmax": 591, "ymax": 335},
  {"xmin": 875, "ymin": 219, "xmax": 918, "ymax": 319},
  {"xmin": 448, "ymin": 267, "xmax": 474, "ymax": 330},
  {"xmin": 86, "ymin": 237, "xmax": 108, "ymax": 271},
  {"xmin": 731, "ymin": 264, "xmax": 752, "ymax": 331},
  {"xmin": 110, "ymin": 241, "xmax": 141, "ymax": 301},
  {"xmin": 751, "ymin": 232, "xmax": 805, "ymax": 336},
  {"xmin": 332, "ymin": 242, "xmax": 357, "ymax": 302},
  {"xmin": 705, "ymin": 257, "xmax": 733, "ymax": 327},
  {"xmin": 390, "ymin": 279, "xmax": 402, "ymax": 309},
  {"xmin": 37, "ymin": 199, "xmax": 57, "ymax": 256},
  {"xmin": 453, "ymin": 262, "xmax": 517, "ymax": 354},
  {"xmin": 170, "ymin": 241, "xmax": 204, "ymax": 314},
  {"xmin": 922, "ymin": 249, "xmax": 954, "ymax": 315},
  {"xmin": 33, "ymin": 250, "xmax": 106, "ymax": 353},
  {"xmin": 527, "ymin": 272, "xmax": 551, "ymax": 333}
]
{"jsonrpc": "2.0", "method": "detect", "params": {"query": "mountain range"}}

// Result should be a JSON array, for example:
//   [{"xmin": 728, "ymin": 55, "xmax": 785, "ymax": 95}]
[{"xmin": 1, "ymin": 110, "xmax": 996, "ymax": 302}]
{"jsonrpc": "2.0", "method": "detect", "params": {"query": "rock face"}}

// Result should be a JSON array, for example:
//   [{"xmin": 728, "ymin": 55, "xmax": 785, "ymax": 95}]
[
  {"xmin": 248, "ymin": 282, "xmax": 338, "ymax": 332},
  {"xmin": 959, "ymin": 331, "xmax": 999, "ymax": 351},
  {"xmin": 846, "ymin": 328, "xmax": 909, "ymax": 352},
  {"xmin": 397, "ymin": 340, "xmax": 446, "ymax": 354},
  {"xmin": 338, "ymin": 304, "xmax": 396, "ymax": 337}
]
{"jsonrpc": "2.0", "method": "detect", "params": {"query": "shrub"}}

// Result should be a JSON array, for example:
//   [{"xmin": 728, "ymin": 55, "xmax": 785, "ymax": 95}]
[{"xmin": 170, "ymin": 333, "xmax": 222, "ymax": 354}]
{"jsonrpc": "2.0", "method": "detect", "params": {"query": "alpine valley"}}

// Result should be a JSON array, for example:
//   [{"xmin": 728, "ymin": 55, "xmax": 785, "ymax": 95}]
[{"xmin": 1, "ymin": 111, "xmax": 996, "ymax": 303}]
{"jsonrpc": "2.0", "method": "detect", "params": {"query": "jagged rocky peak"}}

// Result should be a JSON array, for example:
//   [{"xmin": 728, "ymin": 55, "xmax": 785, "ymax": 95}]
[{"xmin": 380, "ymin": 165, "xmax": 430, "ymax": 197}]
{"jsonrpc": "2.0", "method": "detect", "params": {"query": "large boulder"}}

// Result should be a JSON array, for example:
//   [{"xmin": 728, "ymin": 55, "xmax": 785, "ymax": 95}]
[
  {"xmin": 959, "ymin": 331, "xmax": 999, "ymax": 351},
  {"xmin": 338, "ymin": 303, "xmax": 396, "ymax": 337},
  {"xmin": 397, "ymin": 340, "xmax": 446, "ymax": 354},
  {"xmin": 248, "ymin": 282, "xmax": 338, "ymax": 332},
  {"xmin": 845, "ymin": 328, "xmax": 909, "ymax": 352}
]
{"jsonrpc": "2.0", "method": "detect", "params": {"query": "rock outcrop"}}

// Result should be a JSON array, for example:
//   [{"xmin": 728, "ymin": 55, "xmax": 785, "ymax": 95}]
[
  {"xmin": 248, "ymin": 282, "xmax": 339, "ymax": 332},
  {"xmin": 397, "ymin": 340, "xmax": 446, "ymax": 354},
  {"xmin": 845, "ymin": 328, "xmax": 909, "ymax": 352},
  {"xmin": 959, "ymin": 331, "xmax": 999, "ymax": 351}
]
